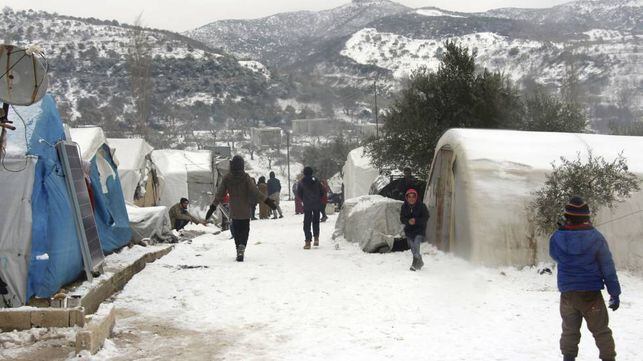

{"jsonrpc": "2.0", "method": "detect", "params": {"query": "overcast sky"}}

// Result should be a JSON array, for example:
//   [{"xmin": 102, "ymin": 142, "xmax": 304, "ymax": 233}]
[{"xmin": 2, "ymin": 0, "xmax": 572, "ymax": 32}]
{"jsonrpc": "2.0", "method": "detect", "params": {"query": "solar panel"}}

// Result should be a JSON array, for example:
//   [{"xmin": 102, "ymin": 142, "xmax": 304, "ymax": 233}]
[{"xmin": 56, "ymin": 141, "xmax": 104, "ymax": 281}]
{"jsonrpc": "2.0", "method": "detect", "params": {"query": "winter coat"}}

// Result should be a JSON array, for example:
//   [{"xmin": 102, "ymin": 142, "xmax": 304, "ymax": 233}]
[
  {"xmin": 214, "ymin": 170, "xmax": 268, "ymax": 220},
  {"xmin": 549, "ymin": 225, "xmax": 621, "ymax": 297},
  {"xmin": 169, "ymin": 203, "xmax": 201, "ymax": 228},
  {"xmin": 400, "ymin": 202, "xmax": 429, "ymax": 238},
  {"xmin": 320, "ymin": 180, "xmax": 329, "ymax": 205},
  {"xmin": 258, "ymin": 183, "xmax": 270, "ymax": 219},
  {"xmin": 267, "ymin": 177, "xmax": 281, "ymax": 196},
  {"xmin": 297, "ymin": 176, "xmax": 324, "ymax": 212}
]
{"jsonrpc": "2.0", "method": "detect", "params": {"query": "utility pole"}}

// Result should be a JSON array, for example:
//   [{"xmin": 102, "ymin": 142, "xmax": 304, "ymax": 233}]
[
  {"xmin": 374, "ymin": 75, "xmax": 379, "ymax": 138},
  {"xmin": 286, "ymin": 130, "xmax": 291, "ymax": 200}
]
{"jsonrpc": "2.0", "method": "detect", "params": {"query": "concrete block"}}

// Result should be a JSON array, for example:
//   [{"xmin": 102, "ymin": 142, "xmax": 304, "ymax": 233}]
[
  {"xmin": 0, "ymin": 310, "xmax": 31, "ymax": 331},
  {"xmin": 30, "ymin": 309, "xmax": 70, "ymax": 328},
  {"xmin": 69, "ymin": 308, "xmax": 85, "ymax": 327},
  {"xmin": 76, "ymin": 304, "xmax": 115, "ymax": 354}
]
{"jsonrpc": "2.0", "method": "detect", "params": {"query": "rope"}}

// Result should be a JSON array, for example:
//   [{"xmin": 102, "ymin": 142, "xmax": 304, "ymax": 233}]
[
  {"xmin": 0, "ymin": 105, "xmax": 29, "ymax": 172},
  {"xmin": 595, "ymin": 209, "xmax": 643, "ymax": 227}
]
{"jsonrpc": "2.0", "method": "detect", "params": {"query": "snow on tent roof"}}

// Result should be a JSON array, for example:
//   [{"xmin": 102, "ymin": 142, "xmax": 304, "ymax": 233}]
[
  {"xmin": 69, "ymin": 126, "xmax": 108, "ymax": 162},
  {"xmin": 107, "ymin": 138, "xmax": 153, "ymax": 172},
  {"xmin": 342, "ymin": 146, "xmax": 380, "ymax": 200},
  {"xmin": 426, "ymin": 128, "xmax": 643, "ymax": 272}
]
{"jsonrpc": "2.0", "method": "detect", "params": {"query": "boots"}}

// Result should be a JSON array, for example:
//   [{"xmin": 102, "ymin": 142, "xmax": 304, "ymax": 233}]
[
  {"xmin": 410, "ymin": 256, "xmax": 424, "ymax": 271},
  {"xmin": 313, "ymin": 236, "xmax": 319, "ymax": 247},
  {"xmin": 236, "ymin": 244, "xmax": 245, "ymax": 262},
  {"xmin": 303, "ymin": 240, "xmax": 311, "ymax": 249}
]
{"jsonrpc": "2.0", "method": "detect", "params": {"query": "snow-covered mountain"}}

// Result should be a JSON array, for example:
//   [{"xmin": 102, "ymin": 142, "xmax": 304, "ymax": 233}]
[
  {"xmin": 186, "ymin": 0, "xmax": 642, "ymax": 130},
  {"xmin": 0, "ymin": 7, "xmax": 286, "ymax": 141}
]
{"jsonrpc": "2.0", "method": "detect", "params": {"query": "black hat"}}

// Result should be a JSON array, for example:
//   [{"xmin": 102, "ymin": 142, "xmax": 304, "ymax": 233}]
[
  {"xmin": 303, "ymin": 166, "xmax": 313, "ymax": 176},
  {"xmin": 564, "ymin": 196, "xmax": 591, "ymax": 217},
  {"xmin": 230, "ymin": 155, "xmax": 244, "ymax": 171},
  {"xmin": 180, "ymin": 197, "xmax": 189, "ymax": 204}
]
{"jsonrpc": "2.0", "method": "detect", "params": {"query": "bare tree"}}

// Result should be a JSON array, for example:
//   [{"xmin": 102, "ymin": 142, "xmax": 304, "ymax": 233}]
[{"xmin": 127, "ymin": 13, "xmax": 153, "ymax": 136}]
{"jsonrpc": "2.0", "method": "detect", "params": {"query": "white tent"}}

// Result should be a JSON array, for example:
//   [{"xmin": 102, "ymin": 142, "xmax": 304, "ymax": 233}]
[
  {"xmin": 107, "ymin": 138, "xmax": 154, "ymax": 203},
  {"xmin": 69, "ymin": 127, "xmax": 115, "ymax": 193},
  {"xmin": 333, "ymin": 195, "xmax": 404, "ymax": 253},
  {"xmin": 342, "ymin": 147, "xmax": 380, "ymax": 200},
  {"xmin": 425, "ymin": 128, "xmax": 643, "ymax": 272},
  {"xmin": 150, "ymin": 149, "xmax": 216, "ymax": 218}
]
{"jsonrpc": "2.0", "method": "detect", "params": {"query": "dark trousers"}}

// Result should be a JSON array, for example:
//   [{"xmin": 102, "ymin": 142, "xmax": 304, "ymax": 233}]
[
  {"xmin": 174, "ymin": 219, "xmax": 189, "ymax": 231},
  {"xmin": 559, "ymin": 291, "xmax": 616, "ymax": 360},
  {"xmin": 303, "ymin": 209, "xmax": 320, "ymax": 241},
  {"xmin": 320, "ymin": 204, "xmax": 327, "ymax": 218},
  {"xmin": 231, "ymin": 219, "xmax": 250, "ymax": 248}
]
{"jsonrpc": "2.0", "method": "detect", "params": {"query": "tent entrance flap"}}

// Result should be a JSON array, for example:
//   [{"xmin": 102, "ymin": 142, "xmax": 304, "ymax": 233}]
[{"xmin": 426, "ymin": 146, "xmax": 456, "ymax": 252}]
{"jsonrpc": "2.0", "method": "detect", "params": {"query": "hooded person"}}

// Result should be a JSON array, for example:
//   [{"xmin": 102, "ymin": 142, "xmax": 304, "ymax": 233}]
[
  {"xmin": 549, "ymin": 196, "xmax": 621, "ymax": 361},
  {"xmin": 399, "ymin": 188, "xmax": 429, "ymax": 271},
  {"xmin": 257, "ymin": 176, "xmax": 270, "ymax": 219},
  {"xmin": 206, "ymin": 155, "xmax": 276, "ymax": 261},
  {"xmin": 297, "ymin": 166, "xmax": 324, "ymax": 249}
]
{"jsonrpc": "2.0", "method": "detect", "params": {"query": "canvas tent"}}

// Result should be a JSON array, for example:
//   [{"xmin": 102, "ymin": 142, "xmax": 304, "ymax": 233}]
[
  {"xmin": 342, "ymin": 147, "xmax": 380, "ymax": 200},
  {"xmin": 107, "ymin": 138, "xmax": 154, "ymax": 205},
  {"xmin": 150, "ymin": 149, "xmax": 217, "ymax": 218},
  {"xmin": 425, "ymin": 128, "xmax": 643, "ymax": 272},
  {"xmin": 0, "ymin": 95, "xmax": 89, "ymax": 307},
  {"xmin": 333, "ymin": 195, "xmax": 404, "ymax": 253},
  {"xmin": 69, "ymin": 127, "xmax": 132, "ymax": 254}
]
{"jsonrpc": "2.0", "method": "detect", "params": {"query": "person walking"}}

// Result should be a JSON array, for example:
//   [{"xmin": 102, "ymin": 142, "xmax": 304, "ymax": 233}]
[
  {"xmin": 267, "ymin": 171, "xmax": 284, "ymax": 219},
  {"xmin": 297, "ymin": 166, "xmax": 324, "ymax": 249},
  {"xmin": 249, "ymin": 177, "xmax": 258, "ymax": 220},
  {"xmin": 206, "ymin": 155, "xmax": 276, "ymax": 262},
  {"xmin": 320, "ymin": 178, "xmax": 330, "ymax": 222},
  {"xmin": 294, "ymin": 173, "xmax": 304, "ymax": 215},
  {"xmin": 399, "ymin": 188, "xmax": 429, "ymax": 271},
  {"xmin": 257, "ymin": 176, "xmax": 270, "ymax": 219},
  {"xmin": 549, "ymin": 196, "xmax": 621, "ymax": 361},
  {"xmin": 169, "ymin": 197, "xmax": 206, "ymax": 231}
]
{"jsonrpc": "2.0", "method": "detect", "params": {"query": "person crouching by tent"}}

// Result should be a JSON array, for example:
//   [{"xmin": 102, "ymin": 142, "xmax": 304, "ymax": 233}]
[
  {"xmin": 209, "ymin": 155, "xmax": 276, "ymax": 262},
  {"xmin": 400, "ymin": 189, "xmax": 428, "ymax": 271},
  {"xmin": 297, "ymin": 166, "xmax": 324, "ymax": 249},
  {"xmin": 549, "ymin": 196, "xmax": 621, "ymax": 361},
  {"xmin": 169, "ymin": 198, "xmax": 207, "ymax": 231}
]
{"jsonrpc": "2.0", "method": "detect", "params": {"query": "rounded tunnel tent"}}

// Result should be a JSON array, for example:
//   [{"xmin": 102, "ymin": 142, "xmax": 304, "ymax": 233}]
[
  {"xmin": 150, "ymin": 149, "xmax": 218, "ymax": 218},
  {"xmin": 424, "ymin": 128, "xmax": 643, "ymax": 273},
  {"xmin": 107, "ymin": 138, "xmax": 155, "ymax": 205},
  {"xmin": 0, "ymin": 95, "xmax": 87, "ymax": 307},
  {"xmin": 69, "ymin": 127, "xmax": 132, "ymax": 254}
]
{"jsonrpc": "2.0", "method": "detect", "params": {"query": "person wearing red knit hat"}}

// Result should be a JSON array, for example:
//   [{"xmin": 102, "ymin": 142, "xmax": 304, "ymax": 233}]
[{"xmin": 399, "ymin": 188, "xmax": 429, "ymax": 271}]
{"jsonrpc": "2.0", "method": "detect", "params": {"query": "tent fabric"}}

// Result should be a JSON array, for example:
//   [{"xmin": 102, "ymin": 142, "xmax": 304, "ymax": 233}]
[
  {"xmin": 107, "ymin": 138, "xmax": 154, "ymax": 203},
  {"xmin": 70, "ymin": 129, "xmax": 132, "ymax": 254},
  {"xmin": 0, "ymin": 157, "xmax": 36, "ymax": 307},
  {"xmin": 151, "ymin": 149, "xmax": 215, "ymax": 218},
  {"xmin": 333, "ymin": 195, "xmax": 404, "ymax": 253},
  {"xmin": 126, "ymin": 204, "xmax": 173, "ymax": 242},
  {"xmin": 427, "ymin": 128, "xmax": 643, "ymax": 271},
  {"xmin": 3, "ymin": 95, "xmax": 86, "ymax": 305},
  {"xmin": 342, "ymin": 147, "xmax": 380, "ymax": 200}
]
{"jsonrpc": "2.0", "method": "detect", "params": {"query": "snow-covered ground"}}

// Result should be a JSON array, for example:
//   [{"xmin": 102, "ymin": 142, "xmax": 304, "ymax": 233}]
[
  {"xmin": 105, "ymin": 202, "xmax": 643, "ymax": 360},
  {"xmin": 3, "ymin": 202, "xmax": 642, "ymax": 360}
]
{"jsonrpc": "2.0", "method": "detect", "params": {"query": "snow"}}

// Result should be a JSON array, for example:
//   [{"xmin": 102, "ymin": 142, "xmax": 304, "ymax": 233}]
[
  {"xmin": 83, "ymin": 201, "xmax": 643, "ymax": 360},
  {"xmin": 238, "ymin": 60, "xmax": 271, "ymax": 78},
  {"xmin": 416, "ymin": 9, "xmax": 464, "ymax": 18}
]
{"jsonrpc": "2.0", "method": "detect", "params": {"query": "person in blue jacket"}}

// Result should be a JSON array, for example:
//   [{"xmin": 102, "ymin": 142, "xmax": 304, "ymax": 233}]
[{"xmin": 549, "ymin": 196, "xmax": 621, "ymax": 361}]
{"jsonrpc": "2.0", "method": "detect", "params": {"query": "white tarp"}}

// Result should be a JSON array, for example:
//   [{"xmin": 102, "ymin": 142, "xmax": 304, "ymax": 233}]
[
  {"xmin": 126, "ymin": 204, "xmax": 172, "ymax": 242},
  {"xmin": 342, "ymin": 147, "xmax": 380, "ymax": 200},
  {"xmin": 0, "ymin": 157, "xmax": 36, "ymax": 307},
  {"xmin": 69, "ymin": 127, "xmax": 107, "ymax": 162},
  {"xmin": 427, "ymin": 128, "xmax": 643, "ymax": 272},
  {"xmin": 333, "ymin": 195, "xmax": 404, "ymax": 253},
  {"xmin": 108, "ymin": 138, "xmax": 154, "ymax": 203},
  {"xmin": 150, "ymin": 149, "xmax": 215, "ymax": 217}
]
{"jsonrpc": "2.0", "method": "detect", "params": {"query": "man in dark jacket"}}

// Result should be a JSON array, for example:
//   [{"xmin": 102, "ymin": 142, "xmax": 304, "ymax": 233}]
[
  {"xmin": 399, "ymin": 188, "xmax": 429, "ymax": 271},
  {"xmin": 549, "ymin": 196, "xmax": 621, "ymax": 361},
  {"xmin": 297, "ymin": 166, "xmax": 324, "ymax": 249},
  {"xmin": 206, "ymin": 155, "xmax": 276, "ymax": 262},
  {"xmin": 267, "ymin": 171, "xmax": 284, "ymax": 219}
]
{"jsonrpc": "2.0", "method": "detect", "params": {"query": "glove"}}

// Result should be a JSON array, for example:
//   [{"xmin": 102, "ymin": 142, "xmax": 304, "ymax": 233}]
[
  {"xmin": 608, "ymin": 296, "xmax": 620, "ymax": 311},
  {"xmin": 205, "ymin": 203, "xmax": 218, "ymax": 221},
  {"xmin": 264, "ymin": 197, "xmax": 277, "ymax": 211}
]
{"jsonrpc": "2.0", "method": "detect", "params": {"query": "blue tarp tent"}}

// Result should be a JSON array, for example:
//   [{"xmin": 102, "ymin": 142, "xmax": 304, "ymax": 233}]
[{"xmin": 0, "ymin": 95, "xmax": 131, "ymax": 307}]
